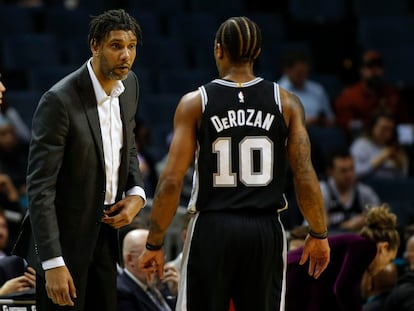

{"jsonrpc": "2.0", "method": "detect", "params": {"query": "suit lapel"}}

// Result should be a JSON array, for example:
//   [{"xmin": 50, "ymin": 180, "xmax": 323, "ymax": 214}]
[
  {"xmin": 78, "ymin": 65, "xmax": 105, "ymax": 172},
  {"xmin": 123, "ymin": 272, "xmax": 159, "ymax": 311}
]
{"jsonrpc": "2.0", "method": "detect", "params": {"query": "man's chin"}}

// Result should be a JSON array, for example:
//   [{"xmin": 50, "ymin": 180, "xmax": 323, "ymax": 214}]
[{"xmin": 109, "ymin": 71, "xmax": 129, "ymax": 81}]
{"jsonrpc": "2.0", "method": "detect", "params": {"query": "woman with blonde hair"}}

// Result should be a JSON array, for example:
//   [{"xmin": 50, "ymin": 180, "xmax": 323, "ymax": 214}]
[{"xmin": 287, "ymin": 204, "xmax": 400, "ymax": 311}]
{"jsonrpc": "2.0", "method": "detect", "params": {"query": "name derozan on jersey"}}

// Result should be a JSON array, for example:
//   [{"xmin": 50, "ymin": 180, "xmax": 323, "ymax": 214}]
[{"xmin": 210, "ymin": 109, "xmax": 275, "ymax": 133}]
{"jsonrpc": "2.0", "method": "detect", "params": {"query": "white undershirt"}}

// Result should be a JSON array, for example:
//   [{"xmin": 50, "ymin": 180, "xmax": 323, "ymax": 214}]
[{"xmin": 89, "ymin": 59, "xmax": 124, "ymax": 204}]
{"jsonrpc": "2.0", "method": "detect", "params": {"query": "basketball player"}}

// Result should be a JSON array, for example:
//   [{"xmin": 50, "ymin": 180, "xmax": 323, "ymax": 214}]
[{"xmin": 140, "ymin": 16, "xmax": 330, "ymax": 311}]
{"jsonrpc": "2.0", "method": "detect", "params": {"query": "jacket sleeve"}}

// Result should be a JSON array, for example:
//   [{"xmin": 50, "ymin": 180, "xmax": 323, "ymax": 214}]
[
  {"xmin": 27, "ymin": 91, "xmax": 69, "ymax": 261},
  {"xmin": 125, "ymin": 72, "xmax": 145, "ymax": 193}
]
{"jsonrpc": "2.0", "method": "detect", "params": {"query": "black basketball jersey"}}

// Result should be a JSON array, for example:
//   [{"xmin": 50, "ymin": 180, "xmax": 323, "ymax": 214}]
[{"xmin": 188, "ymin": 77, "xmax": 289, "ymax": 213}]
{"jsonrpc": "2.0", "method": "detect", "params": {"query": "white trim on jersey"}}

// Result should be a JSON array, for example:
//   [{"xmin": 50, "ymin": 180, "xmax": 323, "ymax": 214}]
[
  {"xmin": 187, "ymin": 145, "xmax": 200, "ymax": 213},
  {"xmin": 273, "ymin": 82, "xmax": 282, "ymax": 114},
  {"xmin": 278, "ymin": 213, "xmax": 288, "ymax": 311},
  {"xmin": 212, "ymin": 77, "xmax": 264, "ymax": 88},
  {"xmin": 176, "ymin": 212, "xmax": 199, "ymax": 311},
  {"xmin": 198, "ymin": 86, "xmax": 208, "ymax": 112}
]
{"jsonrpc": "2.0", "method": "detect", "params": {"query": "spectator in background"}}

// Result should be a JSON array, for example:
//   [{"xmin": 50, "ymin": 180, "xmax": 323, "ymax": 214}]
[
  {"xmin": 278, "ymin": 50, "xmax": 335, "ymax": 127},
  {"xmin": 383, "ymin": 240, "xmax": 414, "ymax": 311},
  {"xmin": 0, "ymin": 173, "xmax": 24, "ymax": 248},
  {"xmin": 0, "ymin": 209, "xmax": 12, "ymax": 258},
  {"xmin": 287, "ymin": 204, "xmax": 400, "ymax": 311},
  {"xmin": 0, "ymin": 73, "xmax": 31, "ymax": 143},
  {"xmin": 350, "ymin": 110, "xmax": 409, "ymax": 180},
  {"xmin": 335, "ymin": 50, "xmax": 409, "ymax": 137},
  {"xmin": 403, "ymin": 235, "xmax": 414, "ymax": 272},
  {"xmin": 0, "ymin": 115, "xmax": 28, "ymax": 194},
  {"xmin": 320, "ymin": 150, "xmax": 380, "ymax": 232},
  {"xmin": 383, "ymin": 272, "xmax": 414, "ymax": 311},
  {"xmin": 362, "ymin": 263, "xmax": 398, "ymax": 311},
  {"xmin": 0, "ymin": 209, "xmax": 36, "ymax": 297},
  {"xmin": 164, "ymin": 213, "xmax": 191, "ymax": 274},
  {"xmin": 118, "ymin": 229, "xmax": 178, "ymax": 311},
  {"xmin": 381, "ymin": 233, "xmax": 414, "ymax": 310}
]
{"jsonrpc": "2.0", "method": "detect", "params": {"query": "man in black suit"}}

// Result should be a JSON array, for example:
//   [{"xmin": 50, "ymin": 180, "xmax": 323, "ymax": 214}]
[
  {"xmin": 0, "ymin": 209, "xmax": 35, "ymax": 296},
  {"xmin": 15, "ymin": 9, "xmax": 146, "ymax": 311},
  {"xmin": 117, "ymin": 229, "xmax": 178, "ymax": 311}
]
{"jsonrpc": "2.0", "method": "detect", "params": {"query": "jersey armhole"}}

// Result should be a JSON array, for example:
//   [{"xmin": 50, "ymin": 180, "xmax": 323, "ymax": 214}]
[
  {"xmin": 198, "ymin": 86, "xmax": 208, "ymax": 113},
  {"xmin": 273, "ymin": 82, "xmax": 282, "ymax": 114}
]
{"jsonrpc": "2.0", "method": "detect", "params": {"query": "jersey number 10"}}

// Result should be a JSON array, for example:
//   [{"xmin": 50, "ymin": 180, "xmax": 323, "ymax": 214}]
[{"xmin": 213, "ymin": 136, "xmax": 273, "ymax": 187}]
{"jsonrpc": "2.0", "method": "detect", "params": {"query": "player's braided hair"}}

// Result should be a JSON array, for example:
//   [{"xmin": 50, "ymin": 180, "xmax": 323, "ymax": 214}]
[{"xmin": 215, "ymin": 16, "xmax": 261, "ymax": 64}]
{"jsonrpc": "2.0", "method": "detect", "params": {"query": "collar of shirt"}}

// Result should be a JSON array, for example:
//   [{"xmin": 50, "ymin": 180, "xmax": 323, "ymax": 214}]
[{"xmin": 86, "ymin": 58, "xmax": 125, "ymax": 103}]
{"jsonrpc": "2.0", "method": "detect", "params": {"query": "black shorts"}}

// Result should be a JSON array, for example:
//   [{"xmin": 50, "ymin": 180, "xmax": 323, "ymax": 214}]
[{"xmin": 177, "ymin": 210, "xmax": 287, "ymax": 311}]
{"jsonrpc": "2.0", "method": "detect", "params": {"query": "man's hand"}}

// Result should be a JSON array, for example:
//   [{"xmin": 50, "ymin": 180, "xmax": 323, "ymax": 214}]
[
  {"xmin": 0, "ymin": 174, "xmax": 19, "ymax": 202},
  {"xmin": 24, "ymin": 266, "xmax": 36, "ymax": 288},
  {"xmin": 101, "ymin": 195, "xmax": 144, "ymax": 229},
  {"xmin": 299, "ymin": 235, "xmax": 330, "ymax": 279},
  {"xmin": 139, "ymin": 249, "xmax": 165, "ymax": 283},
  {"xmin": 45, "ymin": 266, "xmax": 76, "ymax": 306},
  {"xmin": 0, "ymin": 265, "xmax": 37, "ymax": 296},
  {"xmin": 162, "ymin": 265, "xmax": 180, "ymax": 296}
]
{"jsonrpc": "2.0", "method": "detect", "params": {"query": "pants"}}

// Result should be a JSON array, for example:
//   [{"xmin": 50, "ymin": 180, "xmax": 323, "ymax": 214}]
[
  {"xmin": 177, "ymin": 210, "xmax": 287, "ymax": 311},
  {"xmin": 36, "ymin": 224, "xmax": 118, "ymax": 311}
]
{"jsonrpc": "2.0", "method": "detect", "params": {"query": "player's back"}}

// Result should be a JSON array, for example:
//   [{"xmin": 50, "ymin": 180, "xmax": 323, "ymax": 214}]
[{"xmin": 188, "ymin": 77, "xmax": 289, "ymax": 213}]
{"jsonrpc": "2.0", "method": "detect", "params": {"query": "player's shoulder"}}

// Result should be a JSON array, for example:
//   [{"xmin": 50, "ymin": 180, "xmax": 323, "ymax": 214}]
[
  {"xmin": 180, "ymin": 89, "xmax": 202, "ymax": 104},
  {"xmin": 176, "ymin": 89, "xmax": 203, "ymax": 118},
  {"xmin": 278, "ymin": 86, "xmax": 303, "ymax": 113}
]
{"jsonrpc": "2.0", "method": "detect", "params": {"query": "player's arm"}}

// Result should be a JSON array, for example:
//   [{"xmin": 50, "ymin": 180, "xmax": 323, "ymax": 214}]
[
  {"xmin": 147, "ymin": 91, "xmax": 201, "ymax": 247},
  {"xmin": 282, "ymin": 90, "xmax": 327, "ymax": 235},
  {"xmin": 281, "ymin": 89, "xmax": 330, "ymax": 278}
]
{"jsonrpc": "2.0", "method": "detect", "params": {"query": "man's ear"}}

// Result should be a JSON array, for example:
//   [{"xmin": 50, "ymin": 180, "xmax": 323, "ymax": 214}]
[
  {"xmin": 215, "ymin": 43, "xmax": 224, "ymax": 59},
  {"xmin": 90, "ymin": 39, "xmax": 99, "ymax": 56},
  {"xmin": 124, "ymin": 253, "xmax": 132, "ymax": 266}
]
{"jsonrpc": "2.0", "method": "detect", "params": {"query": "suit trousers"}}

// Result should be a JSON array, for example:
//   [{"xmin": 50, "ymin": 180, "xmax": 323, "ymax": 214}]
[{"xmin": 36, "ymin": 224, "xmax": 118, "ymax": 311}]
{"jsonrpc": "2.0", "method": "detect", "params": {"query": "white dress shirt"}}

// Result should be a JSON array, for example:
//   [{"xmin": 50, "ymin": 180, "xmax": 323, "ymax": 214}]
[{"xmin": 42, "ymin": 60, "xmax": 146, "ymax": 270}]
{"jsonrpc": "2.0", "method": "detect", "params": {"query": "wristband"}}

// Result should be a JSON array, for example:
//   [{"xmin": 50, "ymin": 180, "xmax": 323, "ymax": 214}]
[
  {"xmin": 309, "ymin": 229, "xmax": 328, "ymax": 239},
  {"xmin": 146, "ymin": 242, "xmax": 163, "ymax": 251}
]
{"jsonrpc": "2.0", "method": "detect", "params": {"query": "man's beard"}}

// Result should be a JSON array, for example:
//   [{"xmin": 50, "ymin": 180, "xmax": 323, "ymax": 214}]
[
  {"xmin": 100, "ymin": 54, "xmax": 129, "ymax": 81},
  {"xmin": 108, "ymin": 69, "xmax": 128, "ymax": 81}
]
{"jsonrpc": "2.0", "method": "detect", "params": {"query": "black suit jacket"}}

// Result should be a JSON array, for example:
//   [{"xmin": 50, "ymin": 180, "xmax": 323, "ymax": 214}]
[
  {"xmin": 117, "ymin": 270, "xmax": 177, "ymax": 311},
  {"xmin": 14, "ymin": 63, "xmax": 144, "ymax": 280}
]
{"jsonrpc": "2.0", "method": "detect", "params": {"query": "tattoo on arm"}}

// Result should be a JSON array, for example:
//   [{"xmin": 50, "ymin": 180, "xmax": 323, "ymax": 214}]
[
  {"xmin": 288, "ymin": 94, "xmax": 313, "ymax": 178},
  {"xmin": 149, "ymin": 220, "xmax": 163, "ymax": 236}
]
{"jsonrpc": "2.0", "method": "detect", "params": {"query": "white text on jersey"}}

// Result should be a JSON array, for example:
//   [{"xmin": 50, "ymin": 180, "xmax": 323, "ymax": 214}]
[{"xmin": 210, "ymin": 109, "xmax": 275, "ymax": 133}]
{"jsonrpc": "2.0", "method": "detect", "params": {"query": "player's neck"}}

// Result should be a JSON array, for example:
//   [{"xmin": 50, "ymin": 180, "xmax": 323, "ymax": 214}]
[{"xmin": 220, "ymin": 63, "xmax": 255, "ymax": 83}]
